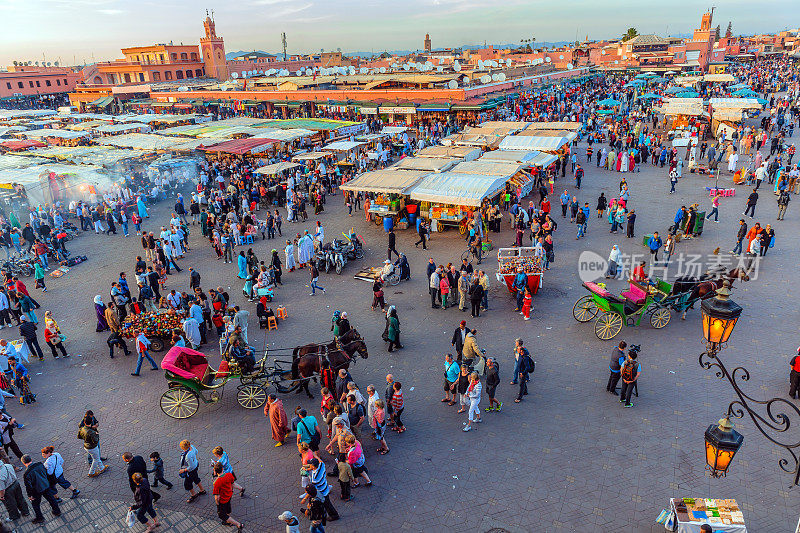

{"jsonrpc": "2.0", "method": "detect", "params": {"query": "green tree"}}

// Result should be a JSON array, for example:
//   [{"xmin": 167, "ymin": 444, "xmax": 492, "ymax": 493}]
[
  {"xmin": 622, "ymin": 28, "xmax": 638, "ymax": 41},
  {"xmin": 725, "ymin": 22, "xmax": 732, "ymax": 38},
  {"xmin": 714, "ymin": 25, "xmax": 721, "ymax": 41}
]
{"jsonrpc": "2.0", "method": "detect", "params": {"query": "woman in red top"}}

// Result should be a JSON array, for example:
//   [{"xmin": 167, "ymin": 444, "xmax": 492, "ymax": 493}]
[{"xmin": 44, "ymin": 326, "xmax": 68, "ymax": 359}]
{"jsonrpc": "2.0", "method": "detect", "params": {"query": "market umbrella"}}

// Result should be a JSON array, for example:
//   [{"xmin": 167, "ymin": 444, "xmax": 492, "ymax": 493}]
[
  {"xmin": 674, "ymin": 90, "xmax": 700, "ymax": 98},
  {"xmin": 648, "ymin": 76, "xmax": 668, "ymax": 83},
  {"xmin": 597, "ymin": 98, "xmax": 622, "ymax": 107},
  {"xmin": 732, "ymin": 89, "xmax": 758, "ymax": 97},
  {"xmin": 727, "ymin": 83, "xmax": 750, "ymax": 90},
  {"xmin": 624, "ymin": 80, "xmax": 645, "ymax": 88},
  {"xmin": 664, "ymin": 86, "xmax": 685, "ymax": 95},
  {"xmin": 755, "ymin": 97, "xmax": 768, "ymax": 105},
  {"xmin": 636, "ymin": 92, "xmax": 662, "ymax": 100}
]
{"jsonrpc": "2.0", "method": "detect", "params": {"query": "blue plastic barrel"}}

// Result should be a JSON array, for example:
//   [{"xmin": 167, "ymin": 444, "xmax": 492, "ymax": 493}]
[
  {"xmin": 408, "ymin": 213, "xmax": 417, "ymax": 227},
  {"xmin": 383, "ymin": 216, "xmax": 394, "ymax": 232}
]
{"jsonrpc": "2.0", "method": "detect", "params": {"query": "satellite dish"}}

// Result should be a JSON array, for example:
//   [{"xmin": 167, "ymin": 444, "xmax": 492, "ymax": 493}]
[
  {"xmin": 295, "ymin": 70, "xmax": 303, "ymax": 76},
  {"xmin": 545, "ymin": 57, "xmax": 551, "ymax": 63},
  {"xmin": 498, "ymin": 59, "xmax": 505, "ymax": 64},
  {"xmin": 281, "ymin": 69, "xmax": 289, "ymax": 76},
  {"xmin": 614, "ymin": 60, "xmax": 619, "ymax": 64},
  {"xmin": 601, "ymin": 50, "xmax": 606, "ymax": 55},
  {"xmin": 480, "ymin": 75, "xmax": 491, "ymax": 84},
  {"xmin": 231, "ymin": 72, "xmax": 239, "ymax": 79},
  {"xmin": 462, "ymin": 76, "xmax": 470, "ymax": 84},
  {"xmin": 360, "ymin": 67, "xmax": 368, "ymax": 74},
  {"xmin": 305, "ymin": 68, "xmax": 312, "ymax": 75},
  {"xmin": 453, "ymin": 61, "xmax": 461, "ymax": 72},
  {"xmin": 622, "ymin": 55, "xmax": 627, "ymax": 60},
  {"xmin": 437, "ymin": 66, "xmax": 444, "ymax": 72},
  {"xmin": 425, "ymin": 61, "xmax": 433, "ymax": 67},
  {"xmin": 258, "ymin": 70, "xmax": 264, "ymax": 75},
  {"xmin": 497, "ymin": 73, "xmax": 506, "ymax": 82},
  {"xmin": 478, "ymin": 60, "xmax": 484, "ymax": 69},
  {"xmin": 567, "ymin": 63, "xmax": 574, "ymax": 70},
  {"xmin": 379, "ymin": 66, "xmax": 386, "ymax": 73},
  {"xmin": 349, "ymin": 66, "xmax": 356, "ymax": 75},
  {"xmin": 559, "ymin": 55, "xmax": 564, "ymax": 60},
  {"xmin": 242, "ymin": 72, "xmax": 248, "ymax": 78},
  {"xmin": 448, "ymin": 80, "xmax": 458, "ymax": 89},
  {"xmin": 402, "ymin": 64, "xmax": 410, "ymax": 71}
]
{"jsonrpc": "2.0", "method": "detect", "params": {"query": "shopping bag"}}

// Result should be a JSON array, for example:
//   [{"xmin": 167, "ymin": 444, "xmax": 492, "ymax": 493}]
[{"xmin": 125, "ymin": 509, "xmax": 136, "ymax": 528}]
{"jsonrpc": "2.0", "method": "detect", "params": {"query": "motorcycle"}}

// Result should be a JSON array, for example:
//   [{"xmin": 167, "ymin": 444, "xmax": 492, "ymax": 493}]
[
  {"xmin": 331, "ymin": 240, "xmax": 349, "ymax": 274},
  {"xmin": 346, "ymin": 234, "xmax": 364, "ymax": 260}
]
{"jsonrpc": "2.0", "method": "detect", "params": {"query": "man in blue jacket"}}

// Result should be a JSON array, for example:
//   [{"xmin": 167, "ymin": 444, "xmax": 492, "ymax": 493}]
[
  {"xmin": 512, "ymin": 269, "xmax": 527, "ymax": 312},
  {"xmin": 648, "ymin": 232, "xmax": 663, "ymax": 262}
]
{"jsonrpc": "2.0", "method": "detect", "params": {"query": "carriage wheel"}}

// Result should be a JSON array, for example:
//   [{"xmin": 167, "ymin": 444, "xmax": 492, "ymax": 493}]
[
  {"xmin": 150, "ymin": 338, "xmax": 165, "ymax": 352},
  {"xmin": 572, "ymin": 295, "xmax": 599, "ymax": 322},
  {"xmin": 160, "ymin": 387, "xmax": 199, "ymax": 419},
  {"xmin": 594, "ymin": 313, "xmax": 623, "ymax": 340},
  {"xmin": 237, "ymin": 384, "xmax": 267, "ymax": 409},
  {"xmin": 649, "ymin": 307, "xmax": 671, "ymax": 329},
  {"xmin": 459, "ymin": 222, "xmax": 467, "ymax": 235}
]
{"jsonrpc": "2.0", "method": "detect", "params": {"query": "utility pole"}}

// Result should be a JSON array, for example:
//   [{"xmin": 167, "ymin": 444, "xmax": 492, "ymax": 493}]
[{"xmin": 282, "ymin": 32, "xmax": 287, "ymax": 61}]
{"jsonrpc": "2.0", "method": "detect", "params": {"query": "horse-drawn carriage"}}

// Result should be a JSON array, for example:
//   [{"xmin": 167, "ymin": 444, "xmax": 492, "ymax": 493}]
[
  {"xmin": 159, "ymin": 330, "xmax": 369, "ymax": 418},
  {"xmin": 572, "ymin": 268, "xmax": 746, "ymax": 340}
]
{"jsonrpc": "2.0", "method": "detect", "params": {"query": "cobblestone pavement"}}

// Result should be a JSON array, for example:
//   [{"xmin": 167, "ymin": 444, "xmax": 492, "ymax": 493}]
[
  {"xmin": 11, "ymin": 498, "xmax": 228, "ymax": 532},
  {"xmin": 3, "ymin": 123, "xmax": 799, "ymax": 533}
]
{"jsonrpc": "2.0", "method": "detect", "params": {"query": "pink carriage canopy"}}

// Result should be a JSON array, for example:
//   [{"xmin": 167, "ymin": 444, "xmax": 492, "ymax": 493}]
[{"xmin": 161, "ymin": 346, "xmax": 209, "ymax": 381}]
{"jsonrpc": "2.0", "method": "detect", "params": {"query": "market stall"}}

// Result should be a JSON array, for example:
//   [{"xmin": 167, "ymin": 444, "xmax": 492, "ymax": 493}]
[
  {"xmin": 340, "ymin": 169, "xmax": 429, "ymax": 229},
  {"xmin": 392, "ymin": 156, "xmax": 457, "ymax": 173},
  {"xmin": 667, "ymin": 498, "xmax": 746, "ymax": 533},
  {"xmin": 498, "ymin": 135, "xmax": 570, "ymax": 154},
  {"xmin": 415, "ymin": 145, "xmax": 481, "ymax": 162},
  {"xmin": 408, "ymin": 171, "xmax": 507, "ymax": 232},
  {"xmin": 496, "ymin": 247, "xmax": 543, "ymax": 295},
  {"xmin": 199, "ymin": 137, "xmax": 279, "ymax": 158}
]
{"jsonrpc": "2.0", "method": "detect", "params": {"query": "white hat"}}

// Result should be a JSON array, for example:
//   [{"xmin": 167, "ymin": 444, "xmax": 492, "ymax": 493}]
[
  {"xmin": 384, "ymin": 259, "xmax": 391, "ymax": 264},
  {"xmin": 278, "ymin": 511, "xmax": 295, "ymax": 521}
]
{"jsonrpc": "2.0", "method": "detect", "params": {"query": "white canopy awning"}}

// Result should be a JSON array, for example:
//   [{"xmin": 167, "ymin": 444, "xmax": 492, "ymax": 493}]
[
  {"xmin": 498, "ymin": 135, "xmax": 569, "ymax": 152},
  {"xmin": 381, "ymin": 126, "xmax": 410, "ymax": 135},
  {"xmin": 292, "ymin": 151, "xmax": 327, "ymax": 161},
  {"xmin": 449, "ymin": 160, "xmax": 521, "ymax": 177},
  {"xmin": 709, "ymin": 98, "xmax": 763, "ymax": 110},
  {"xmin": 408, "ymin": 172, "xmax": 508, "ymax": 206},
  {"xmin": 416, "ymin": 145, "xmax": 481, "ymax": 161},
  {"xmin": 254, "ymin": 162, "xmax": 302, "ymax": 175},
  {"xmin": 323, "ymin": 140, "xmax": 366, "ymax": 152},
  {"xmin": 392, "ymin": 157, "xmax": 457, "ymax": 172},
  {"xmin": 339, "ymin": 169, "xmax": 429, "ymax": 195},
  {"xmin": 703, "ymin": 73, "xmax": 736, "ymax": 83}
]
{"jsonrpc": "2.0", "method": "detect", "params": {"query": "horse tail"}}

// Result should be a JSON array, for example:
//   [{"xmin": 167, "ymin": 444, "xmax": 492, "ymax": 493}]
[{"xmin": 291, "ymin": 356, "xmax": 300, "ymax": 380}]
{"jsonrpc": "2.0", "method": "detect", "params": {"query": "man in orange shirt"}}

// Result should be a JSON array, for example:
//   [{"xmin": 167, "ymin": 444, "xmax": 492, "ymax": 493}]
[{"xmin": 212, "ymin": 463, "xmax": 243, "ymax": 530}]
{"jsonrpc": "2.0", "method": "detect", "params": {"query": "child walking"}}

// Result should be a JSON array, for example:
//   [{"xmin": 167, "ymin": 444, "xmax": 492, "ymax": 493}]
[
  {"xmin": 336, "ymin": 455, "xmax": 354, "ymax": 502},
  {"xmin": 521, "ymin": 288, "xmax": 533, "ymax": 321},
  {"xmin": 147, "ymin": 452, "xmax": 173, "ymax": 489}
]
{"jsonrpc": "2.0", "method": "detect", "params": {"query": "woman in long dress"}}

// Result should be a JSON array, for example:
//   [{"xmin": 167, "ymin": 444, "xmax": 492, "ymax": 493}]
[
  {"xmin": 136, "ymin": 196, "xmax": 148, "ymax": 219},
  {"xmin": 94, "ymin": 295, "xmax": 109, "ymax": 332},
  {"xmin": 284, "ymin": 240, "xmax": 296, "ymax": 272},
  {"xmin": 237, "ymin": 251, "xmax": 248, "ymax": 279}
]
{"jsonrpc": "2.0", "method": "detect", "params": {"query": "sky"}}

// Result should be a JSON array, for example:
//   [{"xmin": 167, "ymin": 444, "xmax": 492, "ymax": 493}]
[{"xmin": 0, "ymin": 0, "xmax": 797, "ymax": 66}]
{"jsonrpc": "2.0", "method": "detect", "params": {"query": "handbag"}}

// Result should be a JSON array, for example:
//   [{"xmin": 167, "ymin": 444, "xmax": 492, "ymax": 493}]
[
  {"xmin": 770, "ymin": 235, "xmax": 775, "ymax": 248},
  {"xmin": 178, "ymin": 450, "xmax": 188, "ymax": 478},
  {"xmin": 125, "ymin": 509, "xmax": 136, "ymax": 528},
  {"xmin": 299, "ymin": 419, "xmax": 321, "ymax": 448},
  {"xmin": 58, "ymin": 333, "xmax": 67, "ymax": 343}
]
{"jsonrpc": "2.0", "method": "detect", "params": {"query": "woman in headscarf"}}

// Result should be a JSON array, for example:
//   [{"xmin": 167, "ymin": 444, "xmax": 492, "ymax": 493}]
[
  {"xmin": 95, "ymin": 296, "xmax": 109, "ymax": 332},
  {"xmin": 246, "ymin": 248, "xmax": 259, "ymax": 275},
  {"xmin": 605, "ymin": 245, "xmax": 621, "ymax": 278},
  {"xmin": 269, "ymin": 249, "xmax": 282, "ymax": 285},
  {"xmin": 237, "ymin": 251, "xmax": 248, "ymax": 279},
  {"xmin": 136, "ymin": 195, "xmax": 148, "ymax": 219}
]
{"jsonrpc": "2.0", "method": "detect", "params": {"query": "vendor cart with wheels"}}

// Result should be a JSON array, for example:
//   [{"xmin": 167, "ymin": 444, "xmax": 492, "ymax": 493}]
[
  {"xmin": 496, "ymin": 247, "xmax": 543, "ymax": 295},
  {"xmin": 122, "ymin": 311, "xmax": 185, "ymax": 352}
]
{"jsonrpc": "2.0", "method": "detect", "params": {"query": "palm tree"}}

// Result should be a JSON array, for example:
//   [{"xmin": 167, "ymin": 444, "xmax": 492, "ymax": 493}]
[{"xmin": 622, "ymin": 28, "xmax": 638, "ymax": 42}]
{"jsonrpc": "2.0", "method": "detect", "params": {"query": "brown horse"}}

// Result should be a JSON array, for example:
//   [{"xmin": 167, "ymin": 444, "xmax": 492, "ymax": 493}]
[
  {"xmin": 290, "ymin": 333, "xmax": 369, "ymax": 398},
  {"xmin": 673, "ymin": 268, "xmax": 748, "ymax": 319},
  {"xmin": 292, "ymin": 328, "xmax": 361, "ymax": 361}
]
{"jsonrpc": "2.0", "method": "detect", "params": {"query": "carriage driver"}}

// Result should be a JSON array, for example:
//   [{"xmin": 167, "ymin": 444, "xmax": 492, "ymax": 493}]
[{"xmin": 229, "ymin": 339, "xmax": 256, "ymax": 374}]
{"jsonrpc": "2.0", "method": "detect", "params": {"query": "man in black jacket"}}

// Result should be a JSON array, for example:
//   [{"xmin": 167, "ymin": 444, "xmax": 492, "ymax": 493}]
[
  {"xmin": 21, "ymin": 224, "xmax": 36, "ymax": 253},
  {"xmin": 22, "ymin": 454, "xmax": 60, "ymax": 524},
  {"xmin": 451, "ymin": 320, "xmax": 469, "ymax": 362},
  {"xmin": 732, "ymin": 219, "xmax": 748, "ymax": 255},
  {"xmin": 122, "ymin": 452, "xmax": 151, "ymax": 494},
  {"xmin": 19, "ymin": 316, "xmax": 43, "ymax": 360},
  {"xmin": 387, "ymin": 227, "xmax": 399, "ymax": 260},
  {"xmin": 146, "ymin": 266, "xmax": 161, "ymax": 301}
]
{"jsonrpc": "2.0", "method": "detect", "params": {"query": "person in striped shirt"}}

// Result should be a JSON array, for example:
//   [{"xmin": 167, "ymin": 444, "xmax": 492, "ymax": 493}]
[{"xmin": 390, "ymin": 382, "xmax": 404, "ymax": 433}]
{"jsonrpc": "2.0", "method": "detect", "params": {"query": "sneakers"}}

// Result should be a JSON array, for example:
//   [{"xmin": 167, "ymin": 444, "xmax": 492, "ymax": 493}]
[
  {"xmin": 495, "ymin": 401, "xmax": 502, "ymax": 412},
  {"xmin": 462, "ymin": 425, "xmax": 472, "ymax": 432},
  {"xmin": 624, "ymin": 403, "xmax": 634, "ymax": 408}
]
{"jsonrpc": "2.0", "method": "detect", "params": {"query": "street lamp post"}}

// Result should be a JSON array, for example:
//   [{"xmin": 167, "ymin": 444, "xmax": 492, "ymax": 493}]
[{"xmin": 699, "ymin": 281, "xmax": 800, "ymax": 485}]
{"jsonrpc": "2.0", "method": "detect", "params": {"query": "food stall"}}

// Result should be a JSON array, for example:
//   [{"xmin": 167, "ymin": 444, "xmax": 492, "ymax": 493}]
[
  {"xmin": 666, "ymin": 498, "xmax": 746, "ymax": 533},
  {"xmin": 496, "ymin": 247, "xmax": 543, "ymax": 295},
  {"xmin": 392, "ymin": 156, "xmax": 458, "ymax": 173},
  {"xmin": 415, "ymin": 145, "xmax": 481, "ymax": 162},
  {"xmin": 339, "ymin": 169, "xmax": 428, "ymax": 230},
  {"xmin": 407, "ymin": 171, "xmax": 508, "ymax": 232},
  {"xmin": 121, "ymin": 310, "xmax": 185, "ymax": 352}
]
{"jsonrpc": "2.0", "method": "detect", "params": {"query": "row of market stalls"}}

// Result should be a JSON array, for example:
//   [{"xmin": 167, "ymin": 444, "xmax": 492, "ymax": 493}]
[
  {"xmin": 340, "ymin": 121, "xmax": 568, "ymax": 233},
  {"xmin": 655, "ymin": 97, "xmax": 764, "ymax": 141}
]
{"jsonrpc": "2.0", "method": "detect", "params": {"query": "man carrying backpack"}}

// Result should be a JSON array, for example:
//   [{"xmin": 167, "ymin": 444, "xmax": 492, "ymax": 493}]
[
  {"xmin": 514, "ymin": 350, "xmax": 534, "ymax": 403},
  {"xmin": 619, "ymin": 350, "xmax": 641, "ymax": 408},
  {"xmin": 606, "ymin": 341, "xmax": 627, "ymax": 395}
]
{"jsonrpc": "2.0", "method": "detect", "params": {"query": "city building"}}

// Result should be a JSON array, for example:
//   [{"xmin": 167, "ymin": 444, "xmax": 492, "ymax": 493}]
[
  {"xmin": 424, "ymin": 33, "xmax": 431, "ymax": 53},
  {"xmin": 200, "ymin": 13, "xmax": 228, "ymax": 80},
  {"xmin": 0, "ymin": 66, "xmax": 81, "ymax": 99}
]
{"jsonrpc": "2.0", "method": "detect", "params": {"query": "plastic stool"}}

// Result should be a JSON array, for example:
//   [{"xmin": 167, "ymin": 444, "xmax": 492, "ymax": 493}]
[
  {"xmin": 276, "ymin": 306, "xmax": 287, "ymax": 320},
  {"xmin": 245, "ymin": 235, "xmax": 254, "ymax": 244},
  {"xmin": 267, "ymin": 316, "xmax": 278, "ymax": 330}
]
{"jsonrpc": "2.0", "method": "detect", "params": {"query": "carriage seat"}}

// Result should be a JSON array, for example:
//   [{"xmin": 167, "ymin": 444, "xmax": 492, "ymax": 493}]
[
  {"xmin": 171, "ymin": 350, "xmax": 210, "ymax": 382},
  {"xmin": 584, "ymin": 281, "xmax": 625, "ymax": 305},
  {"xmin": 621, "ymin": 282, "xmax": 647, "ymax": 306}
]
